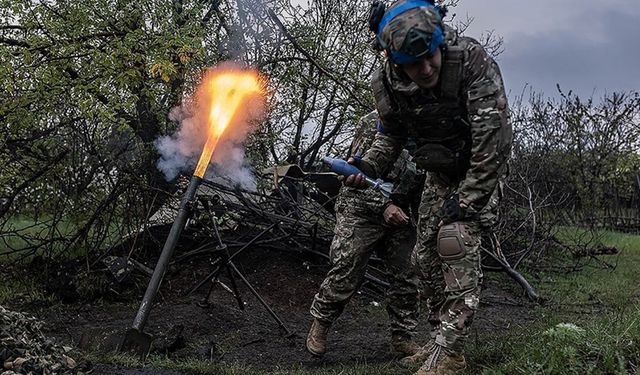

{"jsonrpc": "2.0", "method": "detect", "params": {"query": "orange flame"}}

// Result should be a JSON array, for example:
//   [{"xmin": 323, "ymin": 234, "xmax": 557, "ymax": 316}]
[{"xmin": 193, "ymin": 68, "xmax": 264, "ymax": 178}]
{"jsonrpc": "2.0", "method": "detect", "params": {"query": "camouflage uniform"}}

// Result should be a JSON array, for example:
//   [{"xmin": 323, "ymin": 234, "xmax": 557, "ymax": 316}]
[
  {"xmin": 363, "ymin": 21, "xmax": 512, "ymax": 354},
  {"xmin": 310, "ymin": 113, "xmax": 423, "ymax": 340}
]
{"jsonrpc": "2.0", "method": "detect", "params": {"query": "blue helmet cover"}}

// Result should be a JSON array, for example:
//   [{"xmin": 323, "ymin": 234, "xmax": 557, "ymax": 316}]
[{"xmin": 377, "ymin": 0, "xmax": 444, "ymax": 64}]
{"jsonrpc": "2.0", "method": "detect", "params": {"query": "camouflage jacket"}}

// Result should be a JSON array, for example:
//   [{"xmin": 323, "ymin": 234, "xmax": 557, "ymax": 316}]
[
  {"xmin": 339, "ymin": 149, "xmax": 422, "ymax": 221},
  {"xmin": 342, "ymin": 110, "xmax": 423, "ymax": 218},
  {"xmin": 363, "ymin": 27, "xmax": 512, "ymax": 216}
]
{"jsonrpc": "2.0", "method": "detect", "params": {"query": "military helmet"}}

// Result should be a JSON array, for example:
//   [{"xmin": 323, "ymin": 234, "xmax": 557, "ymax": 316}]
[{"xmin": 372, "ymin": 0, "xmax": 445, "ymax": 64}]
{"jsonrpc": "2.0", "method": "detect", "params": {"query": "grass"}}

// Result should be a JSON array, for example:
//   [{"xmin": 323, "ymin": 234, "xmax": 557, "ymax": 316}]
[
  {"xmin": 0, "ymin": 267, "xmax": 56, "ymax": 306},
  {"xmin": 0, "ymin": 215, "xmax": 131, "ymax": 308},
  {"xmin": 0, "ymin": 214, "xmax": 127, "ymax": 261},
  {"xmin": 0, "ymin": 215, "xmax": 56, "ymax": 252},
  {"xmin": 90, "ymin": 352, "xmax": 404, "ymax": 375},
  {"xmin": 85, "ymin": 229, "xmax": 640, "ymax": 374},
  {"xmin": 5, "ymin": 226, "xmax": 639, "ymax": 374},
  {"xmin": 465, "ymin": 229, "xmax": 640, "ymax": 374}
]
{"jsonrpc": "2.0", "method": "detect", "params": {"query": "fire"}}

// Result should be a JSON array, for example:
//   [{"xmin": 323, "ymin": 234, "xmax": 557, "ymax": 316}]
[{"xmin": 193, "ymin": 68, "xmax": 265, "ymax": 178}]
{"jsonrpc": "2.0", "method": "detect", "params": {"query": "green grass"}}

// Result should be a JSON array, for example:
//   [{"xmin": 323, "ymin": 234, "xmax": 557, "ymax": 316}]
[
  {"xmin": 0, "ymin": 276, "xmax": 58, "ymax": 306},
  {"xmin": 0, "ymin": 215, "xmax": 54, "ymax": 252},
  {"xmin": 83, "ymin": 229, "xmax": 640, "ymax": 374},
  {"xmin": 1, "ymin": 214, "xmax": 127, "ymax": 261},
  {"xmin": 6, "ymin": 225, "xmax": 639, "ymax": 374},
  {"xmin": 0, "ymin": 215, "xmax": 82, "ymax": 260},
  {"xmin": 86, "ymin": 230, "xmax": 640, "ymax": 374},
  {"xmin": 90, "ymin": 352, "xmax": 404, "ymax": 375},
  {"xmin": 465, "ymin": 229, "xmax": 640, "ymax": 374},
  {"xmin": 0, "ymin": 215, "xmax": 128, "ymax": 306}
]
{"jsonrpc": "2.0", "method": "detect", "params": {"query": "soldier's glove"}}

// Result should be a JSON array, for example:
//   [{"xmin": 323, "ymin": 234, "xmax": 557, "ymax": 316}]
[{"xmin": 441, "ymin": 194, "xmax": 465, "ymax": 224}]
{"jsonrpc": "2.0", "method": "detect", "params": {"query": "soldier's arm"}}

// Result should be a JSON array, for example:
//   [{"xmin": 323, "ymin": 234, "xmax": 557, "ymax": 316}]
[
  {"xmin": 361, "ymin": 127, "xmax": 405, "ymax": 178},
  {"xmin": 385, "ymin": 150, "xmax": 417, "ymax": 209},
  {"xmin": 458, "ymin": 42, "xmax": 513, "ymax": 215}
]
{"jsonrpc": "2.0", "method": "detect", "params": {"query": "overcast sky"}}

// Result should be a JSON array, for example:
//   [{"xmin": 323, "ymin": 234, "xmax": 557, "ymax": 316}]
[{"xmin": 452, "ymin": 0, "xmax": 640, "ymax": 99}]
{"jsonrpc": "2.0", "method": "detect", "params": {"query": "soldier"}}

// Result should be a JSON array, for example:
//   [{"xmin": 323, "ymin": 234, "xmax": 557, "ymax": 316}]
[
  {"xmin": 306, "ymin": 111, "xmax": 425, "ymax": 359},
  {"xmin": 343, "ymin": 1, "xmax": 513, "ymax": 374}
]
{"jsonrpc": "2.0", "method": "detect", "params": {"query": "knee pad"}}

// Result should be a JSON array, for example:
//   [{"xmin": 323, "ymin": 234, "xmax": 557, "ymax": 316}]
[{"xmin": 437, "ymin": 222, "xmax": 468, "ymax": 261}]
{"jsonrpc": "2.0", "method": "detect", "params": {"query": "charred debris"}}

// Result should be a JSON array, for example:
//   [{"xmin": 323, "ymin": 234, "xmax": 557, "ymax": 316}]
[{"xmin": 101, "ymin": 164, "xmax": 539, "ymax": 305}]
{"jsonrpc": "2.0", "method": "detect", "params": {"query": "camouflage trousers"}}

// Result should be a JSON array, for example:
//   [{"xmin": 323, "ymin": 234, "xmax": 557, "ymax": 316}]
[
  {"xmin": 412, "ymin": 172, "xmax": 500, "ymax": 353},
  {"xmin": 310, "ymin": 194, "xmax": 420, "ymax": 338}
]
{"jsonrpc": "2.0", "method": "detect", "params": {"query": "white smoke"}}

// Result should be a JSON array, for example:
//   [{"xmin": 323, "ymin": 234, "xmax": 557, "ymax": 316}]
[
  {"xmin": 205, "ymin": 145, "xmax": 257, "ymax": 191},
  {"xmin": 156, "ymin": 106, "xmax": 200, "ymax": 181}
]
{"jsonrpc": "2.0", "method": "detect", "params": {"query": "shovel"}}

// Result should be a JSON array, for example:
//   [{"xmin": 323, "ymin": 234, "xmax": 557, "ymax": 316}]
[{"xmin": 119, "ymin": 176, "xmax": 202, "ymax": 358}]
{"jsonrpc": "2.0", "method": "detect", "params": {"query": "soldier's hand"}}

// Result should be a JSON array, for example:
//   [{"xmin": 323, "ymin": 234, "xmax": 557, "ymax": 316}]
[
  {"xmin": 383, "ymin": 204, "xmax": 409, "ymax": 226},
  {"xmin": 440, "ymin": 194, "xmax": 465, "ymax": 225},
  {"xmin": 337, "ymin": 158, "xmax": 369, "ymax": 188}
]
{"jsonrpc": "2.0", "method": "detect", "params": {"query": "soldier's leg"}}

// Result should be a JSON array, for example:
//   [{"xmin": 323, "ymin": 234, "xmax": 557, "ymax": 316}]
[
  {"xmin": 307, "ymin": 206, "xmax": 384, "ymax": 356},
  {"xmin": 412, "ymin": 173, "xmax": 452, "ymax": 334},
  {"xmin": 399, "ymin": 173, "xmax": 455, "ymax": 366},
  {"xmin": 379, "ymin": 224, "xmax": 420, "ymax": 340},
  {"xmin": 413, "ymin": 185, "xmax": 500, "ymax": 372},
  {"xmin": 310, "ymin": 209, "xmax": 383, "ymax": 323},
  {"xmin": 434, "ymin": 220, "xmax": 483, "ymax": 353}
]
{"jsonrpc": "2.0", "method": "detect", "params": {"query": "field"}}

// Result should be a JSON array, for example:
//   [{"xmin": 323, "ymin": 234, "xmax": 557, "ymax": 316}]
[{"xmin": 1, "ymin": 229, "xmax": 639, "ymax": 375}]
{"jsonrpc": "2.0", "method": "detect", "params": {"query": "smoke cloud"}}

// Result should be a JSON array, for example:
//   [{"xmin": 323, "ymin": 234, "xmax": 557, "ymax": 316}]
[{"xmin": 155, "ymin": 63, "xmax": 266, "ymax": 191}]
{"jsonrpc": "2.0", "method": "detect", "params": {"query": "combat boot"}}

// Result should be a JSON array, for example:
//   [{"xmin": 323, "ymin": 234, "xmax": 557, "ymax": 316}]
[
  {"xmin": 399, "ymin": 338, "xmax": 435, "ymax": 367},
  {"xmin": 414, "ymin": 344, "xmax": 466, "ymax": 375},
  {"xmin": 306, "ymin": 318, "xmax": 331, "ymax": 356},
  {"xmin": 390, "ymin": 333, "xmax": 421, "ymax": 357}
]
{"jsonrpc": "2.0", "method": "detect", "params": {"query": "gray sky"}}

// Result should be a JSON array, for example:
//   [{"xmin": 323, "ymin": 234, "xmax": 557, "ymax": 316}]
[{"xmin": 452, "ymin": 0, "xmax": 640, "ymax": 98}]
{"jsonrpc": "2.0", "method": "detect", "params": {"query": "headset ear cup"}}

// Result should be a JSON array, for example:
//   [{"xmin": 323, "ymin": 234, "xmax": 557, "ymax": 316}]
[{"xmin": 368, "ymin": 1, "xmax": 386, "ymax": 33}]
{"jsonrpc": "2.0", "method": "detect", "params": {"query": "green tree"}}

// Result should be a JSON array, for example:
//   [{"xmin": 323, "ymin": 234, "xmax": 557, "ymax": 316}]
[{"xmin": 0, "ymin": 0, "xmax": 228, "ymax": 257}]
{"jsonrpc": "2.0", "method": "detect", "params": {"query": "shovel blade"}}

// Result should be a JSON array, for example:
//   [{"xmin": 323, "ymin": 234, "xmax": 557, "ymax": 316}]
[{"xmin": 119, "ymin": 328, "xmax": 153, "ymax": 359}]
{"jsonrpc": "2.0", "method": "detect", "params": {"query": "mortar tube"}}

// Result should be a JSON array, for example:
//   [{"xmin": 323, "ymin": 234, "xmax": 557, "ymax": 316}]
[{"xmin": 131, "ymin": 175, "xmax": 202, "ymax": 331}]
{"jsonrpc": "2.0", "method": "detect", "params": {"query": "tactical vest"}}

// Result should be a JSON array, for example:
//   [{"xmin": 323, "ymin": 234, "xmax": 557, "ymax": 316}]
[{"xmin": 372, "ymin": 35, "xmax": 471, "ymax": 178}]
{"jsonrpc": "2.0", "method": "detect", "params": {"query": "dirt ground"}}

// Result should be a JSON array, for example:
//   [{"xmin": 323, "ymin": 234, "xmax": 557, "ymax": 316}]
[{"xmin": 10, "ymin": 244, "xmax": 536, "ymax": 374}]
